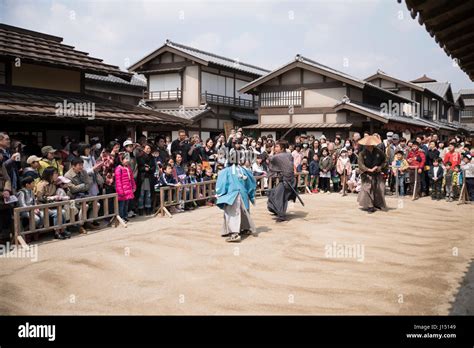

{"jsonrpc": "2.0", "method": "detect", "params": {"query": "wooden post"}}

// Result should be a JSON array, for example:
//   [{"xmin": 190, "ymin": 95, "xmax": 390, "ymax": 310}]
[
  {"xmin": 13, "ymin": 210, "xmax": 20, "ymax": 248},
  {"xmin": 29, "ymin": 210, "xmax": 35, "ymax": 234},
  {"xmin": 57, "ymin": 205, "xmax": 63, "ymax": 226},
  {"xmin": 17, "ymin": 235, "xmax": 29, "ymax": 250},
  {"xmin": 81, "ymin": 201, "xmax": 87, "ymax": 221},
  {"xmin": 44, "ymin": 207, "xmax": 49, "ymax": 228},
  {"xmin": 104, "ymin": 197, "xmax": 109, "ymax": 218},
  {"xmin": 114, "ymin": 195, "xmax": 119, "ymax": 217},
  {"xmin": 92, "ymin": 198, "xmax": 99, "ymax": 218}
]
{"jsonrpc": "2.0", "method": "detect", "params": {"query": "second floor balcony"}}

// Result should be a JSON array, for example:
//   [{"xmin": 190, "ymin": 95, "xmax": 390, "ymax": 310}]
[
  {"xmin": 421, "ymin": 109, "xmax": 433, "ymax": 119},
  {"xmin": 145, "ymin": 89, "xmax": 182, "ymax": 101},
  {"xmin": 201, "ymin": 91, "xmax": 257, "ymax": 109},
  {"xmin": 461, "ymin": 110, "xmax": 474, "ymax": 118}
]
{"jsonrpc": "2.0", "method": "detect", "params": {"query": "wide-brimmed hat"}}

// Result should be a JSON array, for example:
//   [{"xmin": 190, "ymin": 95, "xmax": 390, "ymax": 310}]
[{"xmin": 358, "ymin": 135, "xmax": 381, "ymax": 146}]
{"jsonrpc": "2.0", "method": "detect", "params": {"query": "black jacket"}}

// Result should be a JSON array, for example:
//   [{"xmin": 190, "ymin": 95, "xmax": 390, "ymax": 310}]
[{"xmin": 137, "ymin": 153, "xmax": 157, "ymax": 189}]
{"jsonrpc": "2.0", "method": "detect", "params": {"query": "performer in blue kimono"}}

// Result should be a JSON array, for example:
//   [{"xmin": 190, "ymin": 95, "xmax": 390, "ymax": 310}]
[{"xmin": 216, "ymin": 155, "xmax": 257, "ymax": 243}]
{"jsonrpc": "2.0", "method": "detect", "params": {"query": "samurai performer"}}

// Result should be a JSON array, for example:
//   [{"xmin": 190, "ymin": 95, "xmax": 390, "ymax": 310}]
[
  {"xmin": 357, "ymin": 135, "xmax": 387, "ymax": 213},
  {"xmin": 267, "ymin": 140, "xmax": 296, "ymax": 222},
  {"xmin": 216, "ymin": 153, "xmax": 257, "ymax": 243}
]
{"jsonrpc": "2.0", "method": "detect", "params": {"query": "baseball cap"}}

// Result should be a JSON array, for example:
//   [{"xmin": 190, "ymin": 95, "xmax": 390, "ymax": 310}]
[
  {"xmin": 26, "ymin": 155, "xmax": 42, "ymax": 164},
  {"xmin": 123, "ymin": 140, "xmax": 133, "ymax": 147},
  {"xmin": 41, "ymin": 145, "xmax": 57, "ymax": 155}
]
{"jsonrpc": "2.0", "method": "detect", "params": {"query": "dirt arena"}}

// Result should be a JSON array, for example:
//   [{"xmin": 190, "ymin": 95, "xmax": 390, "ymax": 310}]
[{"xmin": 0, "ymin": 193, "xmax": 472, "ymax": 315}]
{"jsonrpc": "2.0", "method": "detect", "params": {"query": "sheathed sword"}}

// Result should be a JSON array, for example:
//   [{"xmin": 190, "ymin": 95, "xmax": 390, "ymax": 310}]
[
  {"xmin": 280, "ymin": 175, "xmax": 305, "ymax": 207},
  {"xmin": 269, "ymin": 169, "xmax": 305, "ymax": 207}
]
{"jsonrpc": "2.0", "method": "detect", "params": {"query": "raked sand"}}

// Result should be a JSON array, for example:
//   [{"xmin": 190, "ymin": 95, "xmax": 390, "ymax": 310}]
[{"xmin": 0, "ymin": 193, "xmax": 473, "ymax": 315}]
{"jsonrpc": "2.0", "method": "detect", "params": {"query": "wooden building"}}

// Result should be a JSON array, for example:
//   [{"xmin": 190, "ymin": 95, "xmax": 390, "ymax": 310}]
[
  {"xmin": 85, "ymin": 73, "xmax": 146, "ymax": 106},
  {"xmin": 0, "ymin": 24, "xmax": 187, "ymax": 149},
  {"xmin": 239, "ymin": 55, "xmax": 433, "ymax": 140},
  {"xmin": 364, "ymin": 70, "xmax": 468, "ymax": 139},
  {"xmin": 128, "ymin": 40, "xmax": 269, "ymax": 140},
  {"xmin": 457, "ymin": 89, "xmax": 474, "ymax": 137}
]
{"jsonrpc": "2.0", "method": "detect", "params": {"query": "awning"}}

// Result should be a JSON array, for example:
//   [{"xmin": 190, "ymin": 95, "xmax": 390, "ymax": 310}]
[
  {"xmin": 230, "ymin": 111, "xmax": 258, "ymax": 122},
  {"xmin": 157, "ymin": 106, "xmax": 214, "ymax": 121},
  {"xmin": 243, "ymin": 123, "xmax": 352, "ymax": 129},
  {"xmin": 0, "ymin": 87, "xmax": 189, "ymax": 125}
]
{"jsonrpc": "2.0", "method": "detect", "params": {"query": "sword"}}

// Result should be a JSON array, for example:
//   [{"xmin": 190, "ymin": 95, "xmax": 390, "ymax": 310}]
[{"xmin": 282, "ymin": 177, "xmax": 305, "ymax": 207}]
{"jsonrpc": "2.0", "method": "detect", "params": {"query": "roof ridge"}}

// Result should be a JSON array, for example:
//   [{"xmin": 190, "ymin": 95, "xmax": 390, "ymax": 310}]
[
  {"xmin": 298, "ymin": 55, "xmax": 363, "ymax": 83},
  {"xmin": 166, "ymin": 40, "xmax": 270, "ymax": 72}
]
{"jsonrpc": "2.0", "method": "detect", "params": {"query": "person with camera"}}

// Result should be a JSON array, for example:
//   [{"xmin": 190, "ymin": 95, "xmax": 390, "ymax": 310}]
[
  {"xmin": 171, "ymin": 129, "xmax": 191, "ymax": 164},
  {"xmin": 187, "ymin": 134, "xmax": 203, "ymax": 164}
]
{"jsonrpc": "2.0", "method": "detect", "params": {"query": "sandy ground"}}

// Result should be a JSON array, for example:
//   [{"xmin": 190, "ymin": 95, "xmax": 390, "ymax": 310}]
[{"xmin": 0, "ymin": 193, "xmax": 472, "ymax": 315}]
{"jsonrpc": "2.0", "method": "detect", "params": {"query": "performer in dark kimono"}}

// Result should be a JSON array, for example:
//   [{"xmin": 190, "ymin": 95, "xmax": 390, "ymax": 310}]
[
  {"xmin": 267, "ymin": 140, "xmax": 296, "ymax": 222},
  {"xmin": 357, "ymin": 135, "xmax": 387, "ymax": 213}
]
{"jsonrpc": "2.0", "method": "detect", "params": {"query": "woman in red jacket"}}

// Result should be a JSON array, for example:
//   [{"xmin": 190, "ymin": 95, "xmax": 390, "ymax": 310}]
[{"xmin": 115, "ymin": 153, "xmax": 136, "ymax": 222}]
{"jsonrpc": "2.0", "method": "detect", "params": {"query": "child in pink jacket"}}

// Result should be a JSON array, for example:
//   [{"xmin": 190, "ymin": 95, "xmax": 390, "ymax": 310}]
[{"xmin": 115, "ymin": 153, "xmax": 136, "ymax": 222}]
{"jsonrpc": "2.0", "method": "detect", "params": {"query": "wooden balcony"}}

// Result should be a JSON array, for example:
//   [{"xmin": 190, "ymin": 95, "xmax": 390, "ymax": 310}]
[
  {"xmin": 461, "ymin": 110, "xmax": 474, "ymax": 118},
  {"xmin": 201, "ymin": 92, "xmax": 257, "ymax": 109},
  {"xmin": 421, "ymin": 110, "xmax": 433, "ymax": 119},
  {"xmin": 145, "ymin": 89, "xmax": 182, "ymax": 101}
]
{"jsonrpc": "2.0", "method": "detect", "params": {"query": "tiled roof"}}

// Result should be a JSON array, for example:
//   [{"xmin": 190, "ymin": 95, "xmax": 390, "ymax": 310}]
[
  {"xmin": 230, "ymin": 111, "xmax": 258, "ymax": 122},
  {"xmin": 85, "ymin": 73, "xmax": 147, "ymax": 88},
  {"xmin": 243, "ymin": 123, "xmax": 352, "ymax": 129},
  {"xmin": 459, "ymin": 89, "xmax": 474, "ymax": 95},
  {"xmin": 411, "ymin": 74, "xmax": 437, "ymax": 83},
  {"xmin": 130, "ymin": 40, "xmax": 270, "ymax": 77},
  {"xmin": 463, "ymin": 99, "xmax": 474, "ymax": 107},
  {"xmin": 239, "ymin": 55, "xmax": 414, "ymax": 103},
  {"xmin": 415, "ymin": 82, "xmax": 450, "ymax": 99},
  {"xmin": 157, "ymin": 106, "xmax": 213, "ymax": 121},
  {"xmin": 0, "ymin": 24, "xmax": 132, "ymax": 81},
  {"xmin": 165, "ymin": 41, "xmax": 270, "ymax": 76},
  {"xmin": 0, "ymin": 87, "xmax": 187, "ymax": 125},
  {"xmin": 364, "ymin": 70, "xmax": 425, "ymax": 92},
  {"xmin": 334, "ymin": 99, "xmax": 433, "ymax": 128}
]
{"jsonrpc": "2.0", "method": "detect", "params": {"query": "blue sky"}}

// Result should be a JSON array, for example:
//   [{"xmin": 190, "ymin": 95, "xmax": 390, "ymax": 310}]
[{"xmin": 1, "ymin": 0, "xmax": 473, "ymax": 92}]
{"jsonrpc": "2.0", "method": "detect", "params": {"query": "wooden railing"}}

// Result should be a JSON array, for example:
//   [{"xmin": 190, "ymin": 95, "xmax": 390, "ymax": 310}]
[
  {"xmin": 201, "ymin": 92, "xmax": 257, "ymax": 109},
  {"xmin": 460, "ymin": 110, "xmax": 474, "ymax": 118},
  {"xmin": 422, "ymin": 110, "xmax": 433, "ymax": 119},
  {"xmin": 13, "ymin": 193, "xmax": 121, "ymax": 247},
  {"xmin": 145, "ymin": 89, "xmax": 182, "ymax": 101},
  {"xmin": 156, "ymin": 173, "xmax": 311, "ymax": 218},
  {"xmin": 255, "ymin": 173, "xmax": 311, "ymax": 195},
  {"xmin": 156, "ymin": 181, "xmax": 217, "ymax": 217}
]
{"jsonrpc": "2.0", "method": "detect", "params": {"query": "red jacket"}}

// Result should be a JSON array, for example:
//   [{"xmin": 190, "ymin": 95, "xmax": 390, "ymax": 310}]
[
  {"xmin": 115, "ymin": 165, "xmax": 136, "ymax": 201},
  {"xmin": 443, "ymin": 151, "xmax": 461, "ymax": 168},
  {"xmin": 406, "ymin": 149, "xmax": 426, "ymax": 169}
]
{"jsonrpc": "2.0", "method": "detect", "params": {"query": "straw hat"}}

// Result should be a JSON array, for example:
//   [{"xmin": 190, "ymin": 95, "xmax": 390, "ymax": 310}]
[{"xmin": 358, "ymin": 135, "xmax": 381, "ymax": 146}]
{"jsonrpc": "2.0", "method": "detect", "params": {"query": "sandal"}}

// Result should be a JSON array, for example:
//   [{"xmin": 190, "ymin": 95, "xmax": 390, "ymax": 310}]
[{"xmin": 226, "ymin": 233, "xmax": 241, "ymax": 243}]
